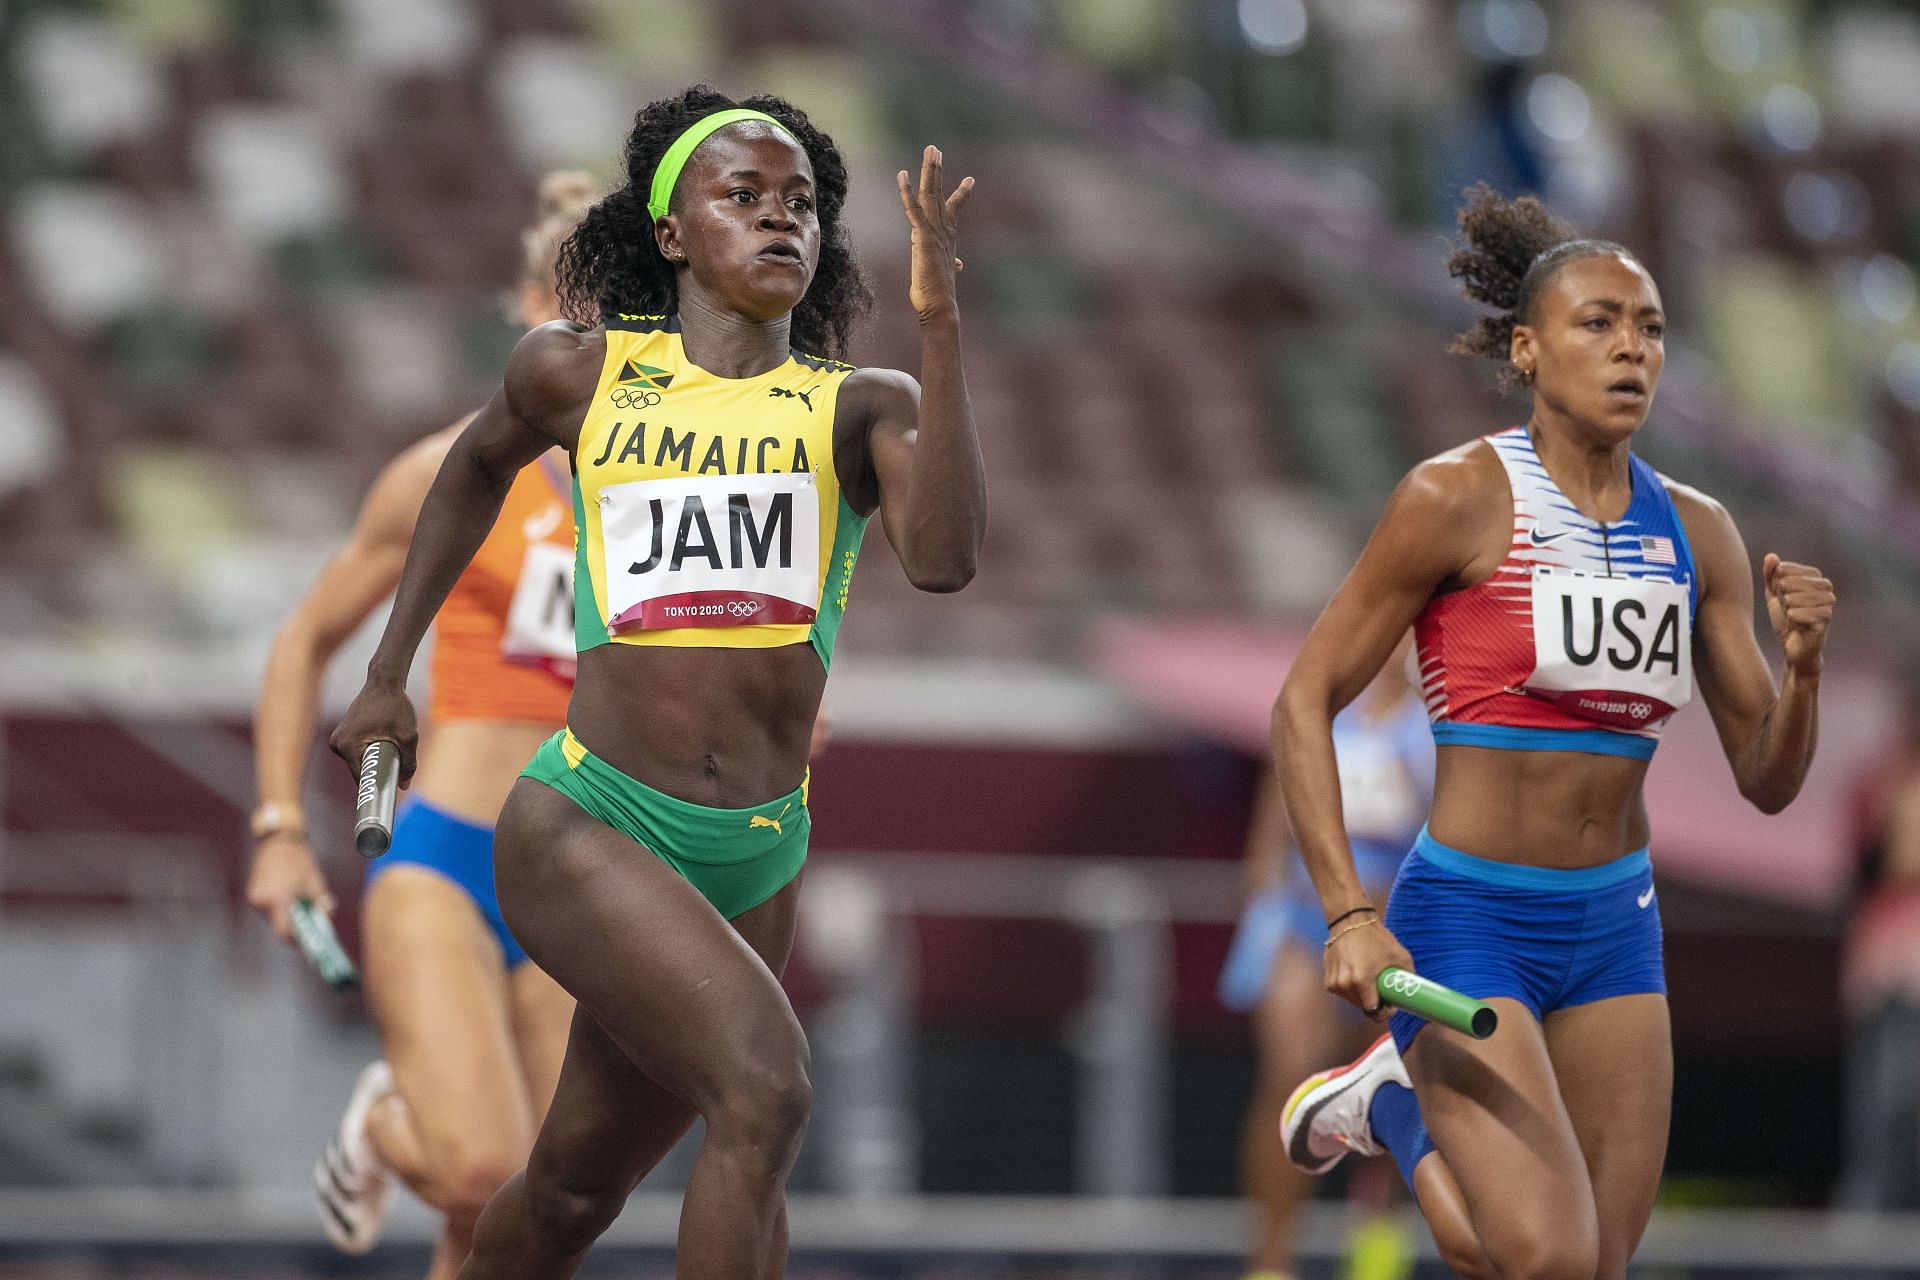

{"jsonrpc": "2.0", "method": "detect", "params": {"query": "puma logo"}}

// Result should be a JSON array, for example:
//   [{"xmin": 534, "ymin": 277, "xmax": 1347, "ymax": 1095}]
[
  {"xmin": 768, "ymin": 386, "xmax": 815, "ymax": 412},
  {"xmin": 749, "ymin": 802, "xmax": 795, "ymax": 835},
  {"xmin": 1637, "ymin": 886, "xmax": 1655, "ymax": 909}
]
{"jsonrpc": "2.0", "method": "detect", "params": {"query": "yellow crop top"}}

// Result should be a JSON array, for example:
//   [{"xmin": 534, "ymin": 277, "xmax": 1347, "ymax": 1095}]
[{"xmin": 571, "ymin": 315, "xmax": 867, "ymax": 668}]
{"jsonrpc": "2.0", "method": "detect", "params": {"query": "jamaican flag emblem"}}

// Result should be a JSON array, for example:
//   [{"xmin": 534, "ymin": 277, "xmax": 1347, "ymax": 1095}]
[
  {"xmin": 608, "ymin": 360, "xmax": 672, "ymax": 410},
  {"xmin": 616, "ymin": 361, "xmax": 673, "ymax": 392}
]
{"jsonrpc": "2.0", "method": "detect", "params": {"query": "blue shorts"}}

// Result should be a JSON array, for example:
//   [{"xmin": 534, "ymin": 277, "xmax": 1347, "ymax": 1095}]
[
  {"xmin": 1218, "ymin": 841, "xmax": 1406, "ymax": 1013},
  {"xmin": 365, "ymin": 799, "xmax": 529, "ymax": 969},
  {"xmin": 1385, "ymin": 827, "xmax": 1665, "ymax": 1053}
]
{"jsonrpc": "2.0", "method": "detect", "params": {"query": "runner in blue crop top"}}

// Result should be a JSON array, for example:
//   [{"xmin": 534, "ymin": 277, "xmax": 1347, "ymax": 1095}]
[{"xmin": 1223, "ymin": 640, "xmax": 1432, "ymax": 1280}]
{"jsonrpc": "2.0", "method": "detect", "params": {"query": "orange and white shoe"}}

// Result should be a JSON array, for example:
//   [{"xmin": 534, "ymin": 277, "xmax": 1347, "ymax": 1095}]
[
  {"xmin": 1279, "ymin": 1033, "xmax": 1409, "ymax": 1174},
  {"xmin": 314, "ymin": 1060, "xmax": 395, "ymax": 1254}
]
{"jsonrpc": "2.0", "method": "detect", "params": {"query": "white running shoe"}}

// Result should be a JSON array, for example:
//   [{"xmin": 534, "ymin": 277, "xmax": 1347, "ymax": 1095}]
[
  {"xmin": 314, "ymin": 1060, "xmax": 395, "ymax": 1254},
  {"xmin": 1279, "ymin": 1033, "xmax": 1411, "ymax": 1175}
]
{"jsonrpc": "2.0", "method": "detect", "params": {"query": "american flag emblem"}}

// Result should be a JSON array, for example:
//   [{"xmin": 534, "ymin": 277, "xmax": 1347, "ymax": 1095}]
[{"xmin": 1640, "ymin": 535, "xmax": 1677, "ymax": 565}]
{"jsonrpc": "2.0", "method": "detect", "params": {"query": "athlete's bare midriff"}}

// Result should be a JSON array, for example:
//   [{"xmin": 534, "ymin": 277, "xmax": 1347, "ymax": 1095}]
[
  {"xmin": 410, "ymin": 720, "xmax": 565, "ymax": 825},
  {"xmin": 1427, "ymin": 742, "xmax": 1653, "ymax": 868},
  {"xmin": 566, "ymin": 641, "xmax": 826, "ymax": 808}
]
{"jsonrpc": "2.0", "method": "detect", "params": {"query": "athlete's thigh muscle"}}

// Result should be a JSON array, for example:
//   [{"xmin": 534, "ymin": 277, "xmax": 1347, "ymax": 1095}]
[
  {"xmin": 1407, "ymin": 999, "xmax": 1598, "ymax": 1269},
  {"xmin": 492, "ymin": 778, "xmax": 806, "ymax": 1113},
  {"xmin": 1545, "ymin": 993, "xmax": 1671, "ymax": 1280},
  {"xmin": 364, "ymin": 868, "xmax": 537, "ymax": 1163},
  {"xmin": 514, "ymin": 864, "xmax": 806, "ymax": 1202}
]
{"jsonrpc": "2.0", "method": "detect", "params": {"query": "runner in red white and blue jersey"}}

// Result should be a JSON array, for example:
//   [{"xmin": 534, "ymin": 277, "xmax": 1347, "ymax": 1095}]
[{"xmin": 1269, "ymin": 186, "xmax": 1835, "ymax": 1280}]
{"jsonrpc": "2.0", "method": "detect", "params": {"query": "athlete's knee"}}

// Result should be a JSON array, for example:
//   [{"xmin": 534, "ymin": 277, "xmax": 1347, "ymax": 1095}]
[
  {"xmin": 1486, "ymin": 1218, "xmax": 1598, "ymax": 1280},
  {"xmin": 440, "ymin": 1147, "xmax": 525, "ymax": 1222},
  {"xmin": 734, "ymin": 1055, "xmax": 813, "ymax": 1141},
  {"xmin": 708, "ymin": 1045, "xmax": 812, "ymax": 1160},
  {"xmin": 523, "ymin": 1169, "xmax": 627, "ymax": 1254},
  {"xmin": 1428, "ymin": 1214, "xmax": 1498, "ymax": 1280}
]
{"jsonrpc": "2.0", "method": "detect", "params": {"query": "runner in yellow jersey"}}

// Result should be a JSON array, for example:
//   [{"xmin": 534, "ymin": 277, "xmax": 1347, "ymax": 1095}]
[{"xmin": 330, "ymin": 85, "xmax": 984, "ymax": 1280}]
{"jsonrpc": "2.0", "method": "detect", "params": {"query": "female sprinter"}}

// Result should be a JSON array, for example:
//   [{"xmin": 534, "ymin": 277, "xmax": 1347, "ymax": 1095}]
[
  {"xmin": 329, "ymin": 87, "xmax": 983, "ymax": 1280},
  {"xmin": 1220, "ymin": 640, "xmax": 1429, "ymax": 1280},
  {"xmin": 248, "ymin": 172, "xmax": 598, "ymax": 1274},
  {"xmin": 1273, "ymin": 186, "xmax": 1834, "ymax": 1280}
]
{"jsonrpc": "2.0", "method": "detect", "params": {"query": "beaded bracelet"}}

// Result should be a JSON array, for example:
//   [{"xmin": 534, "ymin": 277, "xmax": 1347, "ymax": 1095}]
[{"xmin": 1324, "ymin": 917, "xmax": 1381, "ymax": 949}]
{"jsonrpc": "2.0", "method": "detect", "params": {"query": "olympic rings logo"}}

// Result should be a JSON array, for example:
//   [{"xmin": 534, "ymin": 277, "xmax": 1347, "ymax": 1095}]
[
  {"xmin": 1628, "ymin": 701, "xmax": 1653, "ymax": 720},
  {"xmin": 727, "ymin": 600, "xmax": 761, "ymax": 618},
  {"xmin": 609, "ymin": 387, "xmax": 661, "ymax": 410},
  {"xmin": 1380, "ymin": 970, "xmax": 1425, "ymax": 1000}
]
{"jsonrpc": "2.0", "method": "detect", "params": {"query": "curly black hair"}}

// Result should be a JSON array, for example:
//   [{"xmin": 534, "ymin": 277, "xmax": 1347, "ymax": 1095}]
[
  {"xmin": 555, "ymin": 85, "xmax": 873, "ymax": 359},
  {"xmin": 1446, "ymin": 184, "xmax": 1635, "ymax": 389}
]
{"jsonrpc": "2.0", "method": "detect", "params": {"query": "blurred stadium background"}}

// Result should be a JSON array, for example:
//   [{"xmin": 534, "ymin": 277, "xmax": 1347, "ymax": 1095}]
[{"xmin": 2, "ymin": 0, "xmax": 1920, "ymax": 1275}]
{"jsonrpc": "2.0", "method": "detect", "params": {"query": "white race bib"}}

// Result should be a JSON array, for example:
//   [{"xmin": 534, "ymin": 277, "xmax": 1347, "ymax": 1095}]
[
  {"xmin": 599, "ymin": 472, "xmax": 819, "ymax": 632},
  {"xmin": 500, "ymin": 541, "xmax": 577, "ymax": 679},
  {"xmin": 1525, "ymin": 568, "xmax": 1691, "ymax": 730}
]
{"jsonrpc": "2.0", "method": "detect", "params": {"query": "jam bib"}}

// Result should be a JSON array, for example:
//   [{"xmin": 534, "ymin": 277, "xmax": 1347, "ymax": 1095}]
[
  {"xmin": 1524, "ymin": 568, "xmax": 1692, "ymax": 730},
  {"xmin": 599, "ymin": 472, "xmax": 820, "ymax": 632},
  {"xmin": 500, "ymin": 541, "xmax": 578, "ymax": 677}
]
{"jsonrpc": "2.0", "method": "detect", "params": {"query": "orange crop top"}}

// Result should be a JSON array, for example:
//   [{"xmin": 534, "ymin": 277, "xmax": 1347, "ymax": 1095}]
[{"xmin": 428, "ymin": 452, "xmax": 576, "ymax": 725}]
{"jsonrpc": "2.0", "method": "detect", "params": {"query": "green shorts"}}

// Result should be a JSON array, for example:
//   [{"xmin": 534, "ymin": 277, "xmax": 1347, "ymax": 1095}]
[{"xmin": 521, "ymin": 729, "xmax": 809, "ymax": 920}]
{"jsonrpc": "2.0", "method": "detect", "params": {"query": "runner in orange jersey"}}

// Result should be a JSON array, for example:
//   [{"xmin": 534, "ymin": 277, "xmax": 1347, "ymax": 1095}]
[{"xmin": 247, "ymin": 172, "xmax": 594, "ymax": 1279}]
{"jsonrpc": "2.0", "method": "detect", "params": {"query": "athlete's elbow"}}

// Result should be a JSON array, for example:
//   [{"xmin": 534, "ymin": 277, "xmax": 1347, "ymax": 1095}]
[
  {"xmin": 1272, "ymin": 676, "xmax": 1321, "ymax": 733},
  {"xmin": 1270, "ymin": 680, "xmax": 1319, "ymax": 761},
  {"xmin": 267, "ymin": 612, "xmax": 331, "ymax": 673},
  {"xmin": 1739, "ymin": 774, "xmax": 1797, "ymax": 815},
  {"xmin": 905, "ymin": 556, "xmax": 976, "ymax": 593}
]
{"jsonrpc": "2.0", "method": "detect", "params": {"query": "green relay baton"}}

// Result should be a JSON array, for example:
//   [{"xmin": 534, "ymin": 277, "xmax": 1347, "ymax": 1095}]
[
  {"xmin": 1378, "ymin": 967, "xmax": 1497, "ymax": 1039},
  {"xmin": 290, "ymin": 898, "xmax": 359, "ymax": 994}
]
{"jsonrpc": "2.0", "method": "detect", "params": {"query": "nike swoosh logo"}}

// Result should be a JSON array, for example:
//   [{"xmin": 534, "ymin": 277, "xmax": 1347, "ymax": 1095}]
[
  {"xmin": 523, "ymin": 506, "xmax": 563, "ymax": 541},
  {"xmin": 1287, "ymin": 1069, "xmax": 1369, "ymax": 1168},
  {"xmin": 1637, "ymin": 886, "xmax": 1655, "ymax": 909},
  {"xmin": 1530, "ymin": 525, "xmax": 1576, "ymax": 546}
]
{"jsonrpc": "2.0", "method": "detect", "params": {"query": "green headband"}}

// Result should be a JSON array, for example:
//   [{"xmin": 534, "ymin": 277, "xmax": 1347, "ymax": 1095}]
[{"xmin": 647, "ymin": 108, "xmax": 798, "ymax": 223}]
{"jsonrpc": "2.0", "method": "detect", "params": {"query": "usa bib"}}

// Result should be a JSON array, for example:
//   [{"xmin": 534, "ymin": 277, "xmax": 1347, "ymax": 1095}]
[
  {"xmin": 1523, "ymin": 568, "xmax": 1692, "ymax": 730},
  {"xmin": 500, "ymin": 541, "xmax": 578, "ymax": 677},
  {"xmin": 598, "ymin": 471, "xmax": 820, "ymax": 632}
]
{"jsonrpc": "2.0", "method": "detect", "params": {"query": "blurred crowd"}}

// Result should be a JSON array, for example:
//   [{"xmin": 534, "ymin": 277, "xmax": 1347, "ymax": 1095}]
[
  {"xmin": 987, "ymin": 0, "xmax": 1920, "ymax": 478},
  {"xmin": 2, "ymin": 0, "xmax": 1916, "ymax": 678}
]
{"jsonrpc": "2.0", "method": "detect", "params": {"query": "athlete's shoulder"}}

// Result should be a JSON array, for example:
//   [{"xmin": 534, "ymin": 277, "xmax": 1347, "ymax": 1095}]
[
  {"xmin": 838, "ymin": 366, "xmax": 916, "ymax": 428},
  {"xmin": 842, "ymin": 365, "xmax": 912, "ymax": 397},
  {"xmin": 1657, "ymin": 472, "xmax": 1728, "ymax": 524},
  {"xmin": 505, "ymin": 320, "xmax": 604, "ymax": 415},
  {"xmin": 1392, "ymin": 438, "xmax": 1506, "ymax": 522},
  {"xmin": 509, "ymin": 319, "xmax": 603, "ymax": 378}
]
